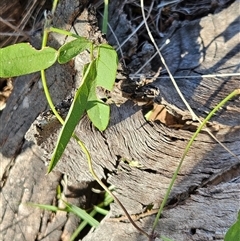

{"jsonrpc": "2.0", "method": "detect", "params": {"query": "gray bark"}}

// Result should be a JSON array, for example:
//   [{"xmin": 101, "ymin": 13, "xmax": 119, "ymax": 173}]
[{"xmin": 1, "ymin": 0, "xmax": 239, "ymax": 240}]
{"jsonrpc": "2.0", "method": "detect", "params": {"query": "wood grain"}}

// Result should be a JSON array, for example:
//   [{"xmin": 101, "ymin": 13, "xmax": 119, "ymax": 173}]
[{"xmin": 1, "ymin": 0, "xmax": 239, "ymax": 240}]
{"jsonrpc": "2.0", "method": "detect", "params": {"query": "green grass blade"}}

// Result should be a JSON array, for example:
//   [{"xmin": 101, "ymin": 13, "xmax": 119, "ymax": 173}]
[
  {"xmin": 104, "ymin": 191, "xmax": 114, "ymax": 206},
  {"xmin": 62, "ymin": 200, "xmax": 99, "ymax": 227},
  {"xmin": 48, "ymin": 60, "xmax": 97, "ymax": 173},
  {"xmin": 0, "ymin": 43, "xmax": 57, "ymax": 77},
  {"xmin": 69, "ymin": 188, "xmax": 114, "ymax": 241},
  {"xmin": 160, "ymin": 236, "xmax": 175, "ymax": 241},
  {"xmin": 70, "ymin": 208, "xmax": 98, "ymax": 241},
  {"xmin": 93, "ymin": 206, "xmax": 109, "ymax": 215},
  {"xmin": 152, "ymin": 89, "xmax": 240, "ymax": 231},
  {"xmin": 102, "ymin": 0, "xmax": 109, "ymax": 34},
  {"xmin": 27, "ymin": 202, "xmax": 61, "ymax": 212},
  {"xmin": 28, "ymin": 201, "xmax": 99, "ymax": 228}
]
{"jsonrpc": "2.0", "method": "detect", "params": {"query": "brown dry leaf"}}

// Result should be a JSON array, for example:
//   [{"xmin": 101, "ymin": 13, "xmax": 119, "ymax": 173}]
[
  {"xmin": 0, "ymin": 78, "xmax": 13, "ymax": 110},
  {"xmin": 146, "ymin": 103, "xmax": 186, "ymax": 128}
]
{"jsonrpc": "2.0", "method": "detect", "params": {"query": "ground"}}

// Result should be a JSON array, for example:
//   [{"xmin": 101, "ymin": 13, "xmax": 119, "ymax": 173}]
[{"xmin": 0, "ymin": 0, "xmax": 240, "ymax": 240}]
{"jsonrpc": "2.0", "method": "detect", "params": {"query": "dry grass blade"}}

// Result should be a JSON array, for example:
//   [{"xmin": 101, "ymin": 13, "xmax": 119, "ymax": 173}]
[
  {"xmin": 0, "ymin": 0, "xmax": 46, "ymax": 47},
  {"xmin": 140, "ymin": 0, "xmax": 240, "ymax": 161},
  {"xmin": 0, "ymin": 17, "xmax": 29, "ymax": 38}
]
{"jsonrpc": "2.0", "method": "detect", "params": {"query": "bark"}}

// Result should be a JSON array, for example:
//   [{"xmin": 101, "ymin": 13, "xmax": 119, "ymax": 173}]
[{"xmin": 0, "ymin": 0, "xmax": 239, "ymax": 240}]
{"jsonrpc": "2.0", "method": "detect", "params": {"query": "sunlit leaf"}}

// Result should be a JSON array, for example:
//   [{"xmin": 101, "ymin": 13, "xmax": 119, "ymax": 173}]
[
  {"xmin": 87, "ymin": 101, "xmax": 110, "ymax": 131},
  {"xmin": 58, "ymin": 37, "xmax": 92, "ymax": 64},
  {"xmin": 0, "ymin": 43, "xmax": 57, "ymax": 77},
  {"xmin": 86, "ymin": 82, "xmax": 110, "ymax": 131},
  {"xmin": 224, "ymin": 211, "xmax": 240, "ymax": 241},
  {"xmin": 85, "ymin": 44, "xmax": 117, "ymax": 131},
  {"xmin": 95, "ymin": 44, "xmax": 118, "ymax": 90},
  {"xmin": 48, "ymin": 61, "xmax": 96, "ymax": 173}
]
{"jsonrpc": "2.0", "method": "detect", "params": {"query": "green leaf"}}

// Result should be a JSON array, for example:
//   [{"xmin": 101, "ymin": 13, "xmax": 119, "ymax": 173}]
[
  {"xmin": 160, "ymin": 236, "xmax": 175, "ymax": 241},
  {"xmin": 63, "ymin": 200, "xmax": 99, "ymax": 227},
  {"xmin": 27, "ymin": 202, "xmax": 60, "ymax": 212},
  {"xmin": 48, "ymin": 61, "xmax": 96, "ymax": 173},
  {"xmin": 0, "ymin": 43, "xmax": 57, "ymax": 77},
  {"xmin": 28, "ymin": 200, "xmax": 99, "ymax": 227},
  {"xmin": 95, "ymin": 44, "xmax": 118, "ymax": 90},
  {"xmin": 145, "ymin": 109, "xmax": 153, "ymax": 121},
  {"xmin": 58, "ymin": 37, "xmax": 92, "ymax": 64},
  {"xmin": 86, "ymin": 83, "xmax": 110, "ymax": 131},
  {"xmin": 93, "ymin": 205, "xmax": 109, "ymax": 216},
  {"xmin": 224, "ymin": 211, "xmax": 240, "ymax": 241},
  {"xmin": 85, "ymin": 44, "xmax": 117, "ymax": 131},
  {"xmin": 87, "ymin": 101, "xmax": 110, "ymax": 131},
  {"xmin": 103, "ymin": 191, "xmax": 114, "ymax": 206}
]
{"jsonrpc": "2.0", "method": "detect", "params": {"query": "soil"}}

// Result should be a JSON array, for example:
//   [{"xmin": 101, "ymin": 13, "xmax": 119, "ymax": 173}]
[{"xmin": 0, "ymin": 0, "xmax": 240, "ymax": 241}]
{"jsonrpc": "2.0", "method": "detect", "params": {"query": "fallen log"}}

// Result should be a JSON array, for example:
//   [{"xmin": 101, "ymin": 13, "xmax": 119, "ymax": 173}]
[{"xmin": 1, "ymin": 1, "xmax": 239, "ymax": 240}]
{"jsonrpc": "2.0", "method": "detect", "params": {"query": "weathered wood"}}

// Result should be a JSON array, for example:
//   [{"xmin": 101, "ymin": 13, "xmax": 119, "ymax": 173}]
[
  {"xmin": 1, "ymin": 0, "xmax": 239, "ymax": 240},
  {"xmin": 82, "ymin": 181, "xmax": 240, "ymax": 241},
  {"xmin": 0, "ymin": 1, "xmax": 89, "ymax": 240},
  {"xmin": 0, "ymin": 143, "xmax": 63, "ymax": 241},
  {"xmin": 75, "ymin": 1, "xmax": 240, "ymax": 240}
]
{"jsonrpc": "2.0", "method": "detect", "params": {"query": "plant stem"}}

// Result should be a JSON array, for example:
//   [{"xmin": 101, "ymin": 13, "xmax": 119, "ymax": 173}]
[
  {"xmin": 40, "ymin": 2, "xmax": 151, "ymax": 239},
  {"xmin": 51, "ymin": 0, "xmax": 59, "ymax": 14},
  {"xmin": 70, "ymin": 189, "xmax": 113, "ymax": 240},
  {"xmin": 49, "ymin": 27, "xmax": 80, "ymax": 38},
  {"xmin": 152, "ymin": 88, "xmax": 240, "ymax": 232},
  {"xmin": 102, "ymin": 0, "xmax": 109, "ymax": 34}
]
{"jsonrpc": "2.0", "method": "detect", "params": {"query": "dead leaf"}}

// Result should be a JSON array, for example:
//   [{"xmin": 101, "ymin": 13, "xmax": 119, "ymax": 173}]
[
  {"xmin": 145, "ymin": 103, "xmax": 186, "ymax": 128},
  {"xmin": 0, "ymin": 78, "xmax": 13, "ymax": 110}
]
